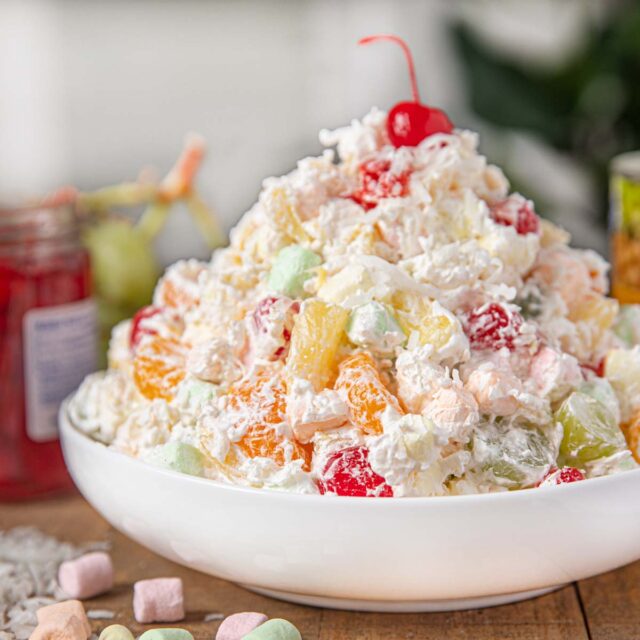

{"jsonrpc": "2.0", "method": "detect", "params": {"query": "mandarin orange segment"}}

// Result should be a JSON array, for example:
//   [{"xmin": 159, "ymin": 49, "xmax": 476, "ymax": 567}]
[
  {"xmin": 238, "ymin": 423, "xmax": 313, "ymax": 470},
  {"xmin": 229, "ymin": 373, "xmax": 313, "ymax": 470},
  {"xmin": 286, "ymin": 300, "xmax": 349, "ymax": 391},
  {"xmin": 335, "ymin": 351, "xmax": 404, "ymax": 435},
  {"xmin": 154, "ymin": 260, "xmax": 205, "ymax": 309},
  {"xmin": 157, "ymin": 278, "xmax": 198, "ymax": 309},
  {"xmin": 228, "ymin": 372, "xmax": 286, "ymax": 423},
  {"xmin": 133, "ymin": 335, "xmax": 188, "ymax": 400},
  {"xmin": 622, "ymin": 410, "xmax": 640, "ymax": 464}
]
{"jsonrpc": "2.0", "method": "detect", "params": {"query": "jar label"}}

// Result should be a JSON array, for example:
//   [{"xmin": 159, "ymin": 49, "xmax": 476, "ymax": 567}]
[{"xmin": 23, "ymin": 299, "xmax": 98, "ymax": 442}]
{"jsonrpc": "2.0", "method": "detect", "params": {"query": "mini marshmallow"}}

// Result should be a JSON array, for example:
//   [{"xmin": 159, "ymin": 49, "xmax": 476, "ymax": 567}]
[
  {"xmin": 36, "ymin": 600, "xmax": 91, "ymax": 638},
  {"xmin": 268, "ymin": 245, "xmax": 321, "ymax": 298},
  {"xmin": 31, "ymin": 600, "xmax": 91, "ymax": 640},
  {"xmin": 144, "ymin": 442, "xmax": 205, "ymax": 477},
  {"xmin": 215, "ymin": 612, "xmax": 268, "ymax": 640},
  {"xmin": 287, "ymin": 380, "xmax": 348, "ymax": 444},
  {"xmin": 138, "ymin": 629, "xmax": 193, "ymax": 640},
  {"xmin": 242, "ymin": 619, "xmax": 301, "ymax": 640},
  {"xmin": 98, "ymin": 625, "xmax": 135, "ymax": 640},
  {"xmin": 30, "ymin": 615, "xmax": 87, "ymax": 640},
  {"xmin": 133, "ymin": 577, "xmax": 184, "ymax": 623},
  {"xmin": 465, "ymin": 367, "xmax": 521, "ymax": 416},
  {"xmin": 58, "ymin": 552, "xmax": 114, "ymax": 599}
]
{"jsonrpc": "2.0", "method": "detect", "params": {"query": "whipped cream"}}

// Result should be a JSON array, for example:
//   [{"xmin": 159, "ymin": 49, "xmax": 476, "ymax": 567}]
[{"xmin": 69, "ymin": 107, "xmax": 639, "ymax": 496}]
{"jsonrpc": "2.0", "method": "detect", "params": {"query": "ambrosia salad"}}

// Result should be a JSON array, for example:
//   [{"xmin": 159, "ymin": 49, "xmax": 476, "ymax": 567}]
[{"xmin": 69, "ymin": 37, "xmax": 640, "ymax": 497}]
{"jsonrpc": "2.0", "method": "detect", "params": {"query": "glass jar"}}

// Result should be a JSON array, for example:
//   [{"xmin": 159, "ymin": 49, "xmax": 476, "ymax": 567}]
[
  {"xmin": 0, "ymin": 201, "xmax": 97, "ymax": 500},
  {"xmin": 611, "ymin": 151, "xmax": 640, "ymax": 304}
]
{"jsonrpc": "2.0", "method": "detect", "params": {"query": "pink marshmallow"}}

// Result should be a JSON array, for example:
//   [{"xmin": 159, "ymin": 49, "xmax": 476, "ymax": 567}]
[
  {"xmin": 58, "ymin": 552, "xmax": 114, "ymax": 599},
  {"xmin": 133, "ymin": 577, "xmax": 184, "ymax": 623},
  {"xmin": 215, "ymin": 612, "xmax": 268, "ymax": 640}
]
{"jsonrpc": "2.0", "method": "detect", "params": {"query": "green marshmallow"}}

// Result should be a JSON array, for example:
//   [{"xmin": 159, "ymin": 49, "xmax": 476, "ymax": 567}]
[
  {"xmin": 178, "ymin": 378, "xmax": 218, "ymax": 408},
  {"xmin": 144, "ymin": 441, "xmax": 205, "ymax": 477},
  {"xmin": 346, "ymin": 301, "xmax": 406, "ymax": 354},
  {"xmin": 98, "ymin": 625, "xmax": 135, "ymax": 640},
  {"xmin": 268, "ymin": 245, "xmax": 321, "ymax": 298},
  {"xmin": 242, "ymin": 618, "xmax": 302, "ymax": 640},
  {"xmin": 138, "ymin": 629, "xmax": 193, "ymax": 640}
]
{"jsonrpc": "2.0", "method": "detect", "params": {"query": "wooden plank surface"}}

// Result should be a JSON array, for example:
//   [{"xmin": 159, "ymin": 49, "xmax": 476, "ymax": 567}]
[
  {"xmin": 577, "ymin": 561, "xmax": 640, "ymax": 640},
  {"xmin": 2, "ymin": 495, "xmax": 627, "ymax": 639}
]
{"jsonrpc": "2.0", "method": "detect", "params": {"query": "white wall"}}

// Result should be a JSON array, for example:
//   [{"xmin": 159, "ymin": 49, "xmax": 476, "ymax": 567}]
[{"xmin": 0, "ymin": 0, "xmax": 608, "ymax": 262}]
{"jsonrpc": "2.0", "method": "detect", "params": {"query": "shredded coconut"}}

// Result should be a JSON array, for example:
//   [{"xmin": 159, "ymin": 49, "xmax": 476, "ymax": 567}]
[{"xmin": 0, "ymin": 528, "xmax": 107, "ymax": 640}]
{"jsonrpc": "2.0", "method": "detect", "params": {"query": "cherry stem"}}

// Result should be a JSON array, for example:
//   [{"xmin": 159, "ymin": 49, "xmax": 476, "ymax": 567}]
[{"xmin": 358, "ymin": 34, "xmax": 420, "ymax": 104}]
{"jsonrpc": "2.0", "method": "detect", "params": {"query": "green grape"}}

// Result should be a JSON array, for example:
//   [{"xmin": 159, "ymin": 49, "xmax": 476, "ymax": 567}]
[
  {"xmin": 515, "ymin": 288, "xmax": 543, "ymax": 319},
  {"xmin": 578, "ymin": 378, "xmax": 620, "ymax": 423},
  {"xmin": 144, "ymin": 441, "xmax": 205, "ymax": 477},
  {"xmin": 612, "ymin": 305, "xmax": 640, "ymax": 347},
  {"xmin": 268, "ymin": 245, "xmax": 321, "ymax": 298},
  {"xmin": 556, "ymin": 391, "xmax": 626, "ymax": 467},
  {"xmin": 346, "ymin": 301, "xmax": 406, "ymax": 355},
  {"xmin": 472, "ymin": 423, "xmax": 555, "ymax": 489},
  {"xmin": 83, "ymin": 218, "xmax": 159, "ymax": 309}
]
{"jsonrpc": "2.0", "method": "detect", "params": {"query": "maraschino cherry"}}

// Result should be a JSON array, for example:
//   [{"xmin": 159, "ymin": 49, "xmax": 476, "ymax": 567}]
[
  {"xmin": 538, "ymin": 467, "xmax": 585, "ymax": 486},
  {"xmin": 130, "ymin": 305, "xmax": 162, "ymax": 350},
  {"xmin": 359, "ymin": 34, "xmax": 453, "ymax": 148}
]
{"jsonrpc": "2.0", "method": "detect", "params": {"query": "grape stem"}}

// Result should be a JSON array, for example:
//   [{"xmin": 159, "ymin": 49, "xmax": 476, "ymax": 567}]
[
  {"xmin": 358, "ymin": 34, "xmax": 421, "ymax": 103},
  {"xmin": 73, "ymin": 135, "xmax": 223, "ymax": 248},
  {"xmin": 136, "ymin": 201, "xmax": 171, "ymax": 242}
]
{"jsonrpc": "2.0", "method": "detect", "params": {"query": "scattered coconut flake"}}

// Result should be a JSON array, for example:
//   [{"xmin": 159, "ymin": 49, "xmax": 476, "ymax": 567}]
[
  {"xmin": 87, "ymin": 610, "xmax": 115, "ymax": 620},
  {"xmin": 203, "ymin": 612, "xmax": 225, "ymax": 622},
  {"xmin": 0, "ymin": 527, "xmax": 107, "ymax": 640}
]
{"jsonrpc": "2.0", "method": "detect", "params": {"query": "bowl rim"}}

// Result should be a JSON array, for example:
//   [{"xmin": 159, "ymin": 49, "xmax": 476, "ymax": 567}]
[{"xmin": 60, "ymin": 397, "xmax": 640, "ymax": 507}]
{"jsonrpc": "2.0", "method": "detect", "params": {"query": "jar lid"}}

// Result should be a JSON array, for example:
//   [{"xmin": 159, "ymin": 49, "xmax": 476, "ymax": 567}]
[
  {"xmin": 611, "ymin": 151, "xmax": 640, "ymax": 180},
  {"xmin": 0, "ymin": 199, "xmax": 81, "ymax": 246}
]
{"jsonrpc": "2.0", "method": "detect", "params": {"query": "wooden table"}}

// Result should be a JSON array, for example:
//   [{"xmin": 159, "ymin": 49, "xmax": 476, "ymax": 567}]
[{"xmin": 3, "ymin": 496, "xmax": 639, "ymax": 639}]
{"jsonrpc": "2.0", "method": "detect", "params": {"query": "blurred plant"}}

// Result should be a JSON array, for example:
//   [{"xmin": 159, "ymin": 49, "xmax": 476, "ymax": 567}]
[
  {"xmin": 451, "ymin": 1, "xmax": 640, "ymax": 224},
  {"xmin": 51, "ymin": 136, "xmax": 223, "ymax": 360}
]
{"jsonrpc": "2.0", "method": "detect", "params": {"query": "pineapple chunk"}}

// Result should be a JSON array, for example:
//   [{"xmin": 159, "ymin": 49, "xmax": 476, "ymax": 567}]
[
  {"xmin": 265, "ymin": 186, "xmax": 310, "ymax": 244},
  {"xmin": 605, "ymin": 346, "xmax": 640, "ymax": 422},
  {"xmin": 392, "ymin": 291, "xmax": 454, "ymax": 351},
  {"xmin": 569, "ymin": 293, "xmax": 618, "ymax": 333},
  {"xmin": 317, "ymin": 263, "xmax": 374, "ymax": 306},
  {"xmin": 565, "ymin": 293, "xmax": 618, "ymax": 359},
  {"xmin": 286, "ymin": 299, "xmax": 349, "ymax": 391}
]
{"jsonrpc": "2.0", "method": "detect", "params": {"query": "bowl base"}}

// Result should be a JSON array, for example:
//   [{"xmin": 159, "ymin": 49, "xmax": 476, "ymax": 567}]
[{"xmin": 241, "ymin": 584, "xmax": 565, "ymax": 612}]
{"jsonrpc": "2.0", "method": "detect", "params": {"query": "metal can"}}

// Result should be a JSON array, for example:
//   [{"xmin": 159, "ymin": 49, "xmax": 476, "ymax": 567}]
[{"xmin": 611, "ymin": 151, "xmax": 640, "ymax": 304}]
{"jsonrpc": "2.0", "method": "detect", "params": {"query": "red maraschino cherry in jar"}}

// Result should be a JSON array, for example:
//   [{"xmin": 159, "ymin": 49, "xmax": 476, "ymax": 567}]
[{"xmin": 0, "ymin": 200, "xmax": 97, "ymax": 500}]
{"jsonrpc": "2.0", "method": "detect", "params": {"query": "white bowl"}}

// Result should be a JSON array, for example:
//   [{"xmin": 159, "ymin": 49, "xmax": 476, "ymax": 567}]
[{"xmin": 60, "ymin": 400, "xmax": 640, "ymax": 612}]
